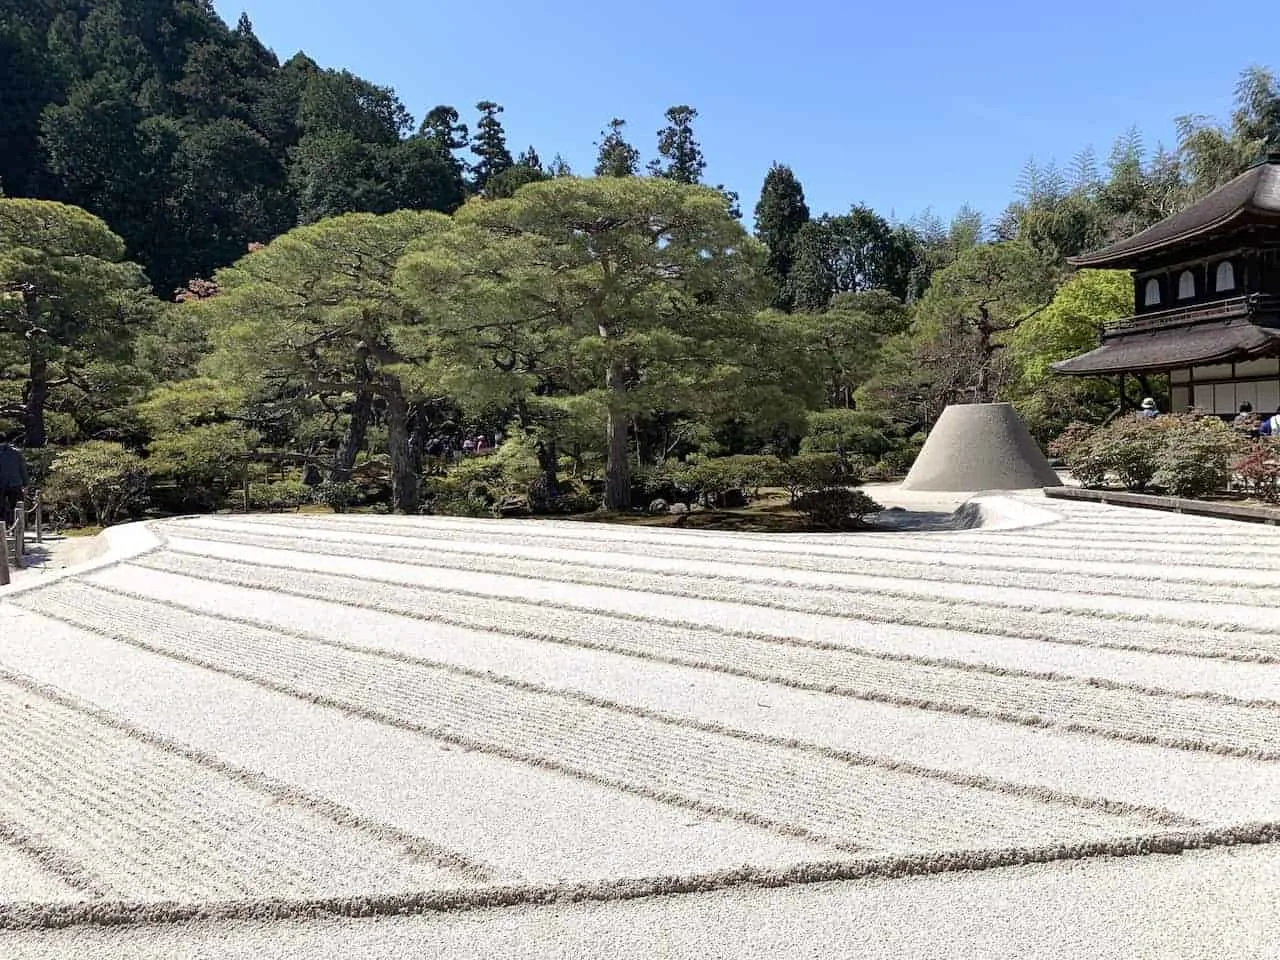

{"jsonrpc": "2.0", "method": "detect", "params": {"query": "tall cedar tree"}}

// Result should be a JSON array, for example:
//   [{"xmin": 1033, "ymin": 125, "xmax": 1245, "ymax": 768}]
[
  {"xmin": 648, "ymin": 105, "xmax": 740, "ymax": 217},
  {"xmin": 753, "ymin": 164, "xmax": 810, "ymax": 310},
  {"xmin": 595, "ymin": 118, "xmax": 640, "ymax": 176},
  {"xmin": 471, "ymin": 101, "xmax": 514, "ymax": 192},
  {"xmin": 648, "ymin": 105, "xmax": 706, "ymax": 183}
]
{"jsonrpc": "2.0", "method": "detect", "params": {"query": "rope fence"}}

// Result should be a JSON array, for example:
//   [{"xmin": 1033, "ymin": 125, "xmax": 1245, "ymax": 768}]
[{"xmin": 1, "ymin": 494, "xmax": 42, "ymax": 587}]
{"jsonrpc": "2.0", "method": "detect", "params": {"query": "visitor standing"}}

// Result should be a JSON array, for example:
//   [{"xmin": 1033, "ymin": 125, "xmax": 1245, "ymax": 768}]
[
  {"xmin": 475, "ymin": 435, "xmax": 488, "ymax": 455},
  {"xmin": 1233, "ymin": 401, "xmax": 1258, "ymax": 436},
  {"xmin": 1138, "ymin": 398, "xmax": 1159, "ymax": 419},
  {"xmin": 1261, "ymin": 409, "xmax": 1280, "ymax": 437},
  {"xmin": 0, "ymin": 439, "xmax": 28, "ymax": 527},
  {"xmin": 462, "ymin": 437, "xmax": 475, "ymax": 456}
]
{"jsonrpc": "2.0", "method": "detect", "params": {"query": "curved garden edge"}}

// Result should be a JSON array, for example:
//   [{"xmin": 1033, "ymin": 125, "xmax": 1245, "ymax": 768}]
[
  {"xmin": 1044, "ymin": 487, "xmax": 1280, "ymax": 526},
  {"xmin": 0, "ymin": 522, "xmax": 163, "ymax": 597}
]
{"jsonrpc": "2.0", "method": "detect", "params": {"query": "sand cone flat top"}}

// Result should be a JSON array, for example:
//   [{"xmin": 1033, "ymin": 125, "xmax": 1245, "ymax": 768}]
[{"xmin": 902, "ymin": 402, "xmax": 1062, "ymax": 492}]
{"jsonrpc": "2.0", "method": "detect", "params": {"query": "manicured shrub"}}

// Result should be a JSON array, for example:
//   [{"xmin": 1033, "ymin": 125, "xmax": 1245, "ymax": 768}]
[
  {"xmin": 1153, "ymin": 416, "xmax": 1242, "ymax": 498},
  {"xmin": 793, "ymin": 488, "xmax": 883, "ymax": 530},
  {"xmin": 799, "ymin": 409, "xmax": 892, "ymax": 460},
  {"xmin": 878, "ymin": 433, "xmax": 925, "ymax": 477},
  {"xmin": 1232, "ymin": 440, "xmax": 1280, "ymax": 503},
  {"xmin": 1092, "ymin": 418, "xmax": 1170, "ymax": 491},
  {"xmin": 43, "ymin": 441, "xmax": 149, "ymax": 526},
  {"xmin": 1052, "ymin": 415, "xmax": 1248, "ymax": 496},
  {"xmin": 311, "ymin": 480, "xmax": 359, "ymax": 513},
  {"xmin": 777, "ymin": 453, "xmax": 848, "ymax": 505},
  {"xmin": 246, "ymin": 478, "xmax": 310, "ymax": 511}
]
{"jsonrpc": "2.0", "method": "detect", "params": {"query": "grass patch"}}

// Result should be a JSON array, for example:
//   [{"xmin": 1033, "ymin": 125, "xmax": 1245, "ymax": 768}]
[{"xmin": 59, "ymin": 525, "xmax": 104, "ymax": 538}]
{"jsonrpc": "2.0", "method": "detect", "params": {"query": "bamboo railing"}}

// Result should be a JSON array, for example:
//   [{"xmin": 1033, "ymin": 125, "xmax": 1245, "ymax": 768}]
[{"xmin": 1, "ymin": 494, "xmax": 41, "ymax": 587}]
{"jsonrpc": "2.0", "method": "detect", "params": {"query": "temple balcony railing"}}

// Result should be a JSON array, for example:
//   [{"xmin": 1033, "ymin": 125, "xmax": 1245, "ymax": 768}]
[{"xmin": 1103, "ymin": 294, "xmax": 1280, "ymax": 338}]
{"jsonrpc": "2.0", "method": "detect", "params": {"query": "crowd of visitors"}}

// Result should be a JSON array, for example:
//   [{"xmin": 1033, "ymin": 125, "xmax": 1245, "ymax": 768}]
[{"xmin": 421, "ymin": 432, "xmax": 504, "ymax": 473}]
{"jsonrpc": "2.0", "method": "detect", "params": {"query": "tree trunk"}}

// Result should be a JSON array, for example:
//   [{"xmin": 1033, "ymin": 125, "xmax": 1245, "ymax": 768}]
[
  {"xmin": 602, "ymin": 358, "xmax": 630, "ymax": 511},
  {"xmin": 22, "ymin": 290, "xmax": 47, "ymax": 449},
  {"xmin": 407, "ymin": 403, "xmax": 426, "ymax": 475},
  {"xmin": 330, "ymin": 350, "xmax": 373, "ymax": 483},
  {"xmin": 385, "ymin": 386, "xmax": 419, "ymax": 514},
  {"xmin": 530, "ymin": 438, "xmax": 560, "ymax": 510},
  {"xmin": 24, "ymin": 352, "xmax": 48, "ymax": 449}
]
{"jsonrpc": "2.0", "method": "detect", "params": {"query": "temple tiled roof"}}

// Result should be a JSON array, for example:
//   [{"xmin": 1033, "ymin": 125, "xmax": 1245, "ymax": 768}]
[
  {"xmin": 1051, "ymin": 318, "xmax": 1280, "ymax": 375},
  {"xmin": 1069, "ymin": 154, "xmax": 1280, "ymax": 270}
]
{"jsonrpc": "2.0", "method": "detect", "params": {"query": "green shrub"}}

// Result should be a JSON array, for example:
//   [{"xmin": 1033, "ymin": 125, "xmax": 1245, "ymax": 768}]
[
  {"xmin": 311, "ymin": 480, "xmax": 359, "ymax": 513},
  {"xmin": 1154, "ymin": 416, "xmax": 1242, "ymax": 498},
  {"xmin": 1055, "ymin": 417, "xmax": 1172, "ymax": 491},
  {"xmin": 420, "ymin": 434, "xmax": 544, "ymax": 514},
  {"xmin": 1053, "ymin": 415, "xmax": 1247, "ymax": 495},
  {"xmin": 637, "ymin": 455, "xmax": 780, "ymax": 507},
  {"xmin": 1055, "ymin": 424, "xmax": 1107, "ymax": 488},
  {"xmin": 545, "ymin": 492, "xmax": 601, "ymax": 514},
  {"xmin": 43, "ymin": 441, "xmax": 149, "ymax": 526},
  {"xmin": 245, "ymin": 478, "xmax": 310, "ymax": 512},
  {"xmin": 425, "ymin": 495, "xmax": 493, "ymax": 517},
  {"xmin": 799, "ymin": 409, "xmax": 892, "ymax": 459},
  {"xmin": 878, "ymin": 434, "xmax": 925, "ymax": 476},
  {"xmin": 709, "ymin": 454, "xmax": 780, "ymax": 500},
  {"xmin": 777, "ymin": 453, "xmax": 848, "ymax": 504},
  {"xmin": 793, "ymin": 488, "xmax": 883, "ymax": 530}
]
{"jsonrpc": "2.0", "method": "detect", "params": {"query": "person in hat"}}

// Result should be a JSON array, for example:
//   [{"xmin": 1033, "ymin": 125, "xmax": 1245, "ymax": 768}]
[
  {"xmin": 1138, "ymin": 397, "xmax": 1159, "ymax": 419},
  {"xmin": 0, "ymin": 438, "xmax": 29, "ymax": 527}
]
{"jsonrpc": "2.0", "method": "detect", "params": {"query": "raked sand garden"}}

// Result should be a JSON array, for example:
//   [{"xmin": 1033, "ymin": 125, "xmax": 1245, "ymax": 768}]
[{"xmin": 2, "ymin": 493, "xmax": 1280, "ymax": 957}]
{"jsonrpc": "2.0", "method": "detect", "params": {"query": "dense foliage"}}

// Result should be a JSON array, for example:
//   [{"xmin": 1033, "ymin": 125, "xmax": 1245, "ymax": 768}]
[
  {"xmin": 3, "ymin": 0, "xmax": 1279, "ymax": 525},
  {"xmin": 1052, "ymin": 415, "xmax": 1278, "ymax": 500}
]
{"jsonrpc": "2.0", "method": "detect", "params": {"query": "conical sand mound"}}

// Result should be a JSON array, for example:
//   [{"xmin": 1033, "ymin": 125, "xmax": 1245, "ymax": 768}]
[{"xmin": 902, "ymin": 402, "xmax": 1062, "ymax": 492}]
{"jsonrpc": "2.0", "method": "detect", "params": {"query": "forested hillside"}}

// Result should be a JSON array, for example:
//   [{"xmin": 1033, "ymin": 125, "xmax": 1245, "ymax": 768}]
[{"xmin": 2, "ymin": 0, "xmax": 1279, "ymax": 524}]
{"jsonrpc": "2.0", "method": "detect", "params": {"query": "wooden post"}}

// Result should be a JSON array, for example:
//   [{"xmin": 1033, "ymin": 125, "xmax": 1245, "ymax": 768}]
[
  {"xmin": 0, "ymin": 516, "xmax": 9, "ymax": 587},
  {"xmin": 33, "ymin": 494, "xmax": 41, "ymax": 543},
  {"xmin": 12, "ymin": 503, "xmax": 24, "ymax": 570}
]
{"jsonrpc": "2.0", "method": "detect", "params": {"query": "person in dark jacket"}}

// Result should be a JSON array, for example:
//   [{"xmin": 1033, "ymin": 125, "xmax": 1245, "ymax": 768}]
[{"xmin": 0, "ymin": 439, "xmax": 29, "ymax": 526}]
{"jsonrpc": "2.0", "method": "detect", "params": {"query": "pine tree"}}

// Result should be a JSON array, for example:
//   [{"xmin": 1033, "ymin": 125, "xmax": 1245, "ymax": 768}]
[
  {"xmin": 420, "ymin": 105, "xmax": 468, "ymax": 152},
  {"xmin": 517, "ymin": 145, "xmax": 542, "ymax": 169},
  {"xmin": 753, "ymin": 163, "xmax": 810, "ymax": 310},
  {"xmin": 647, "ymin": 105, "xmax": 705, "ymax": 183},
  {"xmin": 594, "ymin": 118, "xmax": 640, "ymax": 176},
  {"xmin": 471, "ymin": 100, "xmax": 513, "ymax": 192},
  {"xmin": 786, "ymin": 221, "xmax": 835, "ymax": 312}
]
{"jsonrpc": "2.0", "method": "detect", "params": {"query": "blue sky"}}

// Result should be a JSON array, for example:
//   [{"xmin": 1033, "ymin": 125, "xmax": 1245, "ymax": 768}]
[{"xmin": 213, "ymin": 0, "xmax": 1278, "ymax": 230}]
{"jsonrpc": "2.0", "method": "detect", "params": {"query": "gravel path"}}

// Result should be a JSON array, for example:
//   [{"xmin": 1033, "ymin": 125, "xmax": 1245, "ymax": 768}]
[{"xmin": 0, "ymin": 492, "xmax": 1278, "ymax": 955}]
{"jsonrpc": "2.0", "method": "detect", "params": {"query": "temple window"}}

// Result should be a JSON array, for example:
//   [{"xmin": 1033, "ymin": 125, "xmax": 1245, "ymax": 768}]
[
  {"xmin": 1177, "ymin": 270, "xmax": 1196, "ymax": 300},
  {"xmin": 1215, "ymin": 260, "xmax": 1236, "ymax": 291},
  {"xmin": 1143, "ymin": 277, "xmax": 1161, "ymax": 306}
]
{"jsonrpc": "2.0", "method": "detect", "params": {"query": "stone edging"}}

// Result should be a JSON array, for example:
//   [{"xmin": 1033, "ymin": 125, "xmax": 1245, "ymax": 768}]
[{"xmin": 1044, "ymin": 487, "xmax": 1280, "ymax": 525}]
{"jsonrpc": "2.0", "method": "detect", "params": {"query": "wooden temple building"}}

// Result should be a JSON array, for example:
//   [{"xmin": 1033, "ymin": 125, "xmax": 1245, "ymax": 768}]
[{"xmin": 1053, "ymin": 152, "xmax": 1280, "ymax": 416}]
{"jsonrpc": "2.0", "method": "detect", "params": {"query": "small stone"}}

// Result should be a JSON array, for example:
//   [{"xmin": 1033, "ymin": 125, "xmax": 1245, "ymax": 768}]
[{"xmin": 647, "ymin": 498, "xmax": 669, "ymax": 515}]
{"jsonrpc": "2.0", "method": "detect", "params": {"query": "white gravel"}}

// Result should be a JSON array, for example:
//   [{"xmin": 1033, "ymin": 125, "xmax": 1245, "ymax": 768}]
[
  {"xmin": 1, "ymin": 493, "xmax": 1279, "ymax": 954},
  {"xmin": 4, "ymin": 840, "xmax": 1279, "ymax": 959}
]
